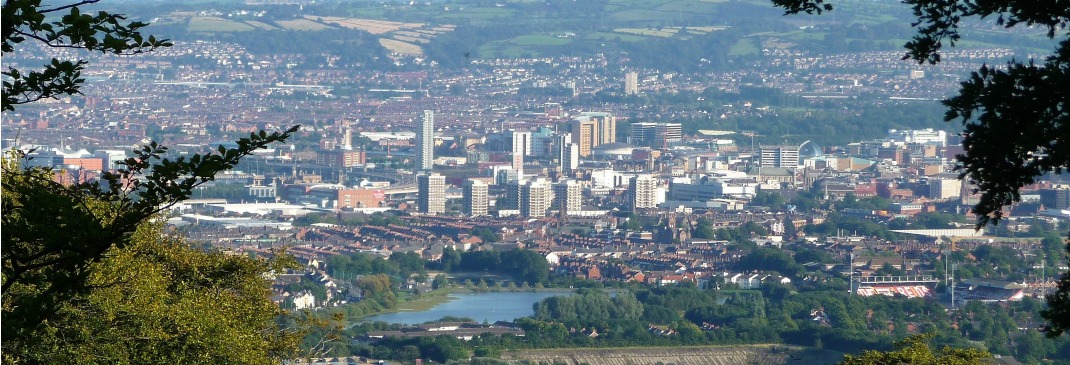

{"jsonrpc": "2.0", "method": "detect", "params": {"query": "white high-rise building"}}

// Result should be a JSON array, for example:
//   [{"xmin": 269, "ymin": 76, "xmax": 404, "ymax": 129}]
[
  {"xmin": 629, "ymin": 122, "xmax": 682, "ymax": 148},
  {"xmin": 654, "ymin": 123, "xmax": 683, "ymax": 148},
  {"xmin": 888, "ymin": 128, "xmax": 948, "ymax": 147},
  {"xmin": 416, "ymin": 110, "xmax": 435, "ymax": 171},
  {"xmin": 624, "ymin": 71, "xmax": 638, "ymax": 95},
  {"xmin": 463, "ymin": 179, "xmax": 489, "ymax": 217},
  {"xmin": 417, "ymin": 173, "xmax": 446, "ymax": 214},
  {"xmin": 557, "ymin": 133, "xmax": 579, "ymax": 176},
  {"xmin": 554, "ymin": 179, "xmax": 582, "ymax": 216},
  {"xmin": 629, "ymin": 174, "xmax": 658, "ymax": 210},
  {"xmin": 521, "ymin": 179, "xmax": 552, "ymax": 217},
  {"xmin": 760, "ymin": 145, "xmax": 801, "ymax": 168},
  {"xmin": 511, "ymin": 131, "xmax": 529, "ymax": 179},
  {"xmin": 929, "ymin": 177, "xmax": 962, "ymax": 200},
  {"xmin": 341, "ymin": 124, "xmax": 353, "ymax": 150}
]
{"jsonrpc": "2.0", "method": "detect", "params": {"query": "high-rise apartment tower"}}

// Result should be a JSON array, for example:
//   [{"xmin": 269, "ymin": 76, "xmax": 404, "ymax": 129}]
[
  {"xmin": 463, "ymin": 179, "xmax": 489, "ymax": 217},
  {"xmin": 417, "ymin": 173, "xmax": 445, "ymax": 214},
  {"xmin": 416, "ymin": 110, "xmax": 435, "ymax": 170}
]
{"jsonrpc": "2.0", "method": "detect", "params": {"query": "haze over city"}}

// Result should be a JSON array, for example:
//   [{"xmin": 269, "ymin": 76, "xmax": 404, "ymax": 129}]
[{"xmin": 3, "ymin": 0, "xmax": 1069, "ymax": 364}]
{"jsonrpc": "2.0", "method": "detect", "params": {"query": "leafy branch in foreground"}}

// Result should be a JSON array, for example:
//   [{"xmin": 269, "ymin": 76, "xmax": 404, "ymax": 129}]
[
  {"xmin": 2, "ymin": 126, "xmax": 299, "ymax": 333},
  {"xmin": 2, "ymin": 0, "xmax": 172, "ymax": 110}
]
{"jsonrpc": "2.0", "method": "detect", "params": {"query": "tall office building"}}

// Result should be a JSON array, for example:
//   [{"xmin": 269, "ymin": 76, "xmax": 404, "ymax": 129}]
[
  {"xmin": 340, "ymin": 124, "xmax": 354, "ymax": 150},
  {"xmin": 554, "ymin": 179, "xmax": 582, "ymax": 216},
  {"xmin": 416, "ymin": 110, "xmax": 435, "ymax": 171},
  {"xmin": 629, "ymin": 174, "xmax": 658, "ymax": 210},
  {"xmin": 569, "ymin": 112, "xmax": 615, "ymax": 157},
  {"xmin": 417, "ymin": 173, "xmax": 446, "ymax": 214},
  {"xmin": 624, "ymin": 71, "xmax": 639, "ymax": 95},
  {"xmin": 888, "ymin": 128, "xmax": 947, "ymax": 147},
  {"xmin": 630, "ymin": 122, "xmax": 682, "ymax": 148},
  {"xmin": 521, "ymin": 179, "xmax": 552, "ymax": 217},
  {"xmin": 462, "ymin": 179, "xmax": 488, "ymax": 217},
  {"xmin": 630, "ymin": 122, "xmax": 657, "ymax": 146},
  {"xmin": 654, "ymin": 123, "xmax": 682, "ymax": 148},
  {"xmin": 570, "ymin": 118, "xmax": 598, "ymax": 157},
  {"xmin": 557, "ymin": 133, "xmax": 579, "ymax": 176},
  {"xmin": 760, "ymin": 145, "xmax": 801, "ymax": 168},
  {"xmin": 511, "ymin": 131, "xmax": 530, "ymax": 178},
  {"xmin": 509, "ymin": 131, "xmax": 532, "ymax": 156},
  {"xmin": 504, "ymin": 179, "xmax": 526, "ymax": 210}
]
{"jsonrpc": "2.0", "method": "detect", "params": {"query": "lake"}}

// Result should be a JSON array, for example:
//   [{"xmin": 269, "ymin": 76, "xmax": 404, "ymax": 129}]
[{"xmin": 364, "ymin": 291, "xmax": 571, "ymax": 325}]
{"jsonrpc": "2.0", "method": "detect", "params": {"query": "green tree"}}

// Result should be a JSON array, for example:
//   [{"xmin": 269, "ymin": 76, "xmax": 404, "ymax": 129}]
[
  {"xmin": 693, "ymin": 218, "xmax": 717, "ymax": 239},
  {"xmin": 2, "ymin": 0, "xmax": 171, "ymax": 110},
  {"xmin": 838, "ymin": 333, "xmax": 990, "ymax": 365},
  {"xmin": 2, "ymin": 127, "xmax": 296, "ymax": 334},
  {"xmin": 432, "ymin": 274, "xmax": 449, "ymax": 290},
  {"xmin": 440, "ymin": 247, "xmax": 462, "ymax": 271},
  {"xmin": 1, "ymin": 174, "xmax": 302, "ymax": 363},
  {"xmin": 783, "ymin": 216, "xmax": 798, "ymax": 239}
]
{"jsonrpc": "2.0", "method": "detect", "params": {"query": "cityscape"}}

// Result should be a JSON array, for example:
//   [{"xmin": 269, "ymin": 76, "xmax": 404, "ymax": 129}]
[{"xmin": 3, "ymin": 0, "xmax": 1069, "ymax": 364}]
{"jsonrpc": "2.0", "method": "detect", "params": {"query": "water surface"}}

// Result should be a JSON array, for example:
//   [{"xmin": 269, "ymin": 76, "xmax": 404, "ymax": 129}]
[{"xmin": 364, "ymin": 291, "xmax": 570, "ymax": 325}]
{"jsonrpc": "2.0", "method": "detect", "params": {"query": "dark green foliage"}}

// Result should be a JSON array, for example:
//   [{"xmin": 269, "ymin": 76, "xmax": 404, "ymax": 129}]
[
  {"xmin": 2, "ymin": 127, "xmax": 297, "ymax": 336},
  {"xmin": 325, "ymin": 252, "xmax": 403, "ymax": 281},
  {"xmin": 456, "ymin": 249, "xmax": 549, "ymax": 285},
  {"xmin": 692, "ymin": 218, "xmax": 717, "ymax": 239},
  {"xmin": 750, "ymin": 191, "xmax": 787, "ymax": 210},
  {"xmin": 533, "ymin": 290, "xmax": 644, "ymax": 326},
  {"xmin": 389, "ymin": 251, "xmax": 426, "ymax": 279},
  {"xmin": 472, "ymin": 227, "xmax": 501, "ymax": 243},
  {"xmin": 736, "ymin": 247, "xmax": 804, "ymax": 278},
  {"xmin": 2, "ymin": 0, "xmax": 171, "ymax": 110}
]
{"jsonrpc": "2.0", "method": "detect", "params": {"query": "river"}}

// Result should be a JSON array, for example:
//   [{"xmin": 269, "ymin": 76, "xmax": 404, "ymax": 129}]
[{"xmin": 363, "ymin": 291, "xmax": 571, "ymax": 325}]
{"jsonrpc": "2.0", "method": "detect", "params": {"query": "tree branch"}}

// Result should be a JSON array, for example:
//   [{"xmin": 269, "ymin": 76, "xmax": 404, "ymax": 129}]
[{"xmin": 38, "ymin": 0, "xmax": 101, "ymax": 14}]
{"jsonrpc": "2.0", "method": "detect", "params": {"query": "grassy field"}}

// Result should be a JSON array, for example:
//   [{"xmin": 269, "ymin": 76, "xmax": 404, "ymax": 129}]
[
  {"xmin": 615, "ymin": 28, "xmax": 679, "ymax": 37},
  {"xmin": 728, "ymin": 38, "xmax": 759, "ymax": 56},
  {"xmin": 243, "ymin": 20, "xmax": 278, "ymax": 30},
  {"xmin": 436, "ymin": 7, "xmax": 515, "ymax": 20},
  {"xmin": 392, "ymin": 289, "xmax": 454, "ymax": 312},
  {"xmin": 511, "ymin": 35, "xmax": 572, "ymax": 46},
  {"xmin": 655, "ymin": 1, "xmax": 722, "ymax": 14},
  {"xmin": 587, "ymin": 32, "xmax": 647, "ymax": 42},
  {"xmin": 275, "ymin": 18, "xmax": 334, "ymax": 31},
  {"xmin": 188, "ymin": 17, "xmax": 255, "ymax": 32},
  {"xmin": 614, "ymin": 26, "xmax": 727, "ymax": 38}
]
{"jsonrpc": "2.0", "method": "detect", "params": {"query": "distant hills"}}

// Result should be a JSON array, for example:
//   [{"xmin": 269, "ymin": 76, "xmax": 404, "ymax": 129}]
[{"xmin": 130, "ymin": 0, "xmax": 1055, "ymax": 72}]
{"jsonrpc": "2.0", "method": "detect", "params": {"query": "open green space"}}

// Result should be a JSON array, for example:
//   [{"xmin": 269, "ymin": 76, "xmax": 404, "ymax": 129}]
[
  {"xmin": 511, "ymin": 34, "xmax": 573, "ymax": 46},
  {"xmin": 275, "ymin": 18, "xmax": 335, "ymax": 31},
  {"xmin": 436, "ymin": 7, "xmax": 516, "ymax": 20},
  {"xmin": 729, "ymin": 37, "xmax": 759, "ymax": 56},
  {"xmin": 188, "ymin": 17, "xmax": 255, "ymax": 32},
  {"xmin": 587, "ymin": 31, "xmax": 648, "ymax": 42},
  {"xmin": 392, "ymin": 289, "xmax": 453, "ymax": 312},
  {"xmin": 616, "ymin": 27, "xmax": 679, "ymax": 37},
  {"xmin": 655, "ymin": 0, "xmax": 722, "ymax": 14}
]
